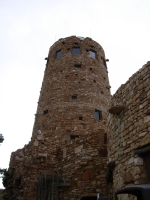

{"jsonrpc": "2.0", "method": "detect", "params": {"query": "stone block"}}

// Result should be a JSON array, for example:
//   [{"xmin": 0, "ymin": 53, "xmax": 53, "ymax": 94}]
[
  {"xmin": 139, "ymin": 132, "xmax": 147, "ymax": 137},
  {"xmin": 134, "ymin": 157, "xmax": 143, "ymax": 166},
  {"xmin": 128, "ymin": 157, "xmax": 134, "ymax": 165},
  {"xmin": 37, "ymin": 134, "xmax": 43, "ymax": 141},
  {"xmin": 75, "ymin": 144, "xmax": 83, "ymax": 153},
  {"xmin": 33, "ymin": 139, "xmax": 38, "ymax": 146},
  {"xmin": 144, "ymin": 115, "xmax": 150, "ymax": 123},
  {"xmin": 80, "ymin": 161, "xmax": 88, "ymax": 166},
  {"xmin": 38, "ymin": 152, "xmax": 47, "ymax": 158},
  {"xmin": 132, "ymin": 166, "xmax": 141, "ymax": 177},
  {"xmin": 15, "ymin": 156, "xmax": 24, "ymax": 161}
]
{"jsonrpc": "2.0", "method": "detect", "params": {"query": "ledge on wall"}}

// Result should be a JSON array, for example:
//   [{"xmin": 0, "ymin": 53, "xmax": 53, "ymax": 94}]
[
  {"xmin": 108, "ymin": 103, "xmax": 124, "ymax": 115},
  {"xmin": 134, "ymin": 144, "xmax": 150, "ymax": 155}
]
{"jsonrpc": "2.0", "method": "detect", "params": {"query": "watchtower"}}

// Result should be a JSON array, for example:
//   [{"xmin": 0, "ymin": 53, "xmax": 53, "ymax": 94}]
[{"xmin": 32, "ymin": 36, "xmax": 110, "ymax": 142}]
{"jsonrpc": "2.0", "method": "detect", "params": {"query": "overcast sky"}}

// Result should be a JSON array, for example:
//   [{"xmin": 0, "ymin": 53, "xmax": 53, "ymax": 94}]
[{"xmin": 0, "ymin": 0, "xmax": 150, "ymax": 188}]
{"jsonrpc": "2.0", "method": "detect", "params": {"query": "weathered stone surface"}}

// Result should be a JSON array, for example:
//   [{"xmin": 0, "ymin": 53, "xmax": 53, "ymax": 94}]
[
  {"xmin": 134, "ymin": 157, "xmax": 143, "ymax": 166},
  {"xmin": 37, "ymin": 135, "xmax": 43, "ymax": 141},
  {"xmin": 123, "ymin": 171, "xmax": 133, "ymax": 183},
  {"xmin": 19, "ymin": 152, "xmax": 24, "ymax": 157},
  {"xmin": 33, "ymin": 139, "xmax": 38, "ymax": 146},
  {"xmin": 108, "ymin": 61, "xmax": 150, "ymax": 191},
  {"xmin": 38, "ymin": 153, "xmax": 47, "ymax": 158},
  {"xmin": 24, "ymin": 157, "xmax": 32, "ymax": 167},
  {"xmin": 144, "ymin": 115, "xmax": 150, "ymax": 123},
  {"xmin": 15, "ymin": 156, "xmax": 24, "ymax": 161},
  {"xmin": 128, "ymin": 157, "xmax": 134, "ymax": 165},
  {"xmin": 80, "ymin": 161, "xmax": 88, "ymax": 166},
  {"xmin": 75, "ymin": 144, "xmax": 83, "ymax": 154}
]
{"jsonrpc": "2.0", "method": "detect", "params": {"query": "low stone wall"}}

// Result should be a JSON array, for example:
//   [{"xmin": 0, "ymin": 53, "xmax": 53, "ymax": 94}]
[
  {"xmin": 5, "ymin": 130, "xmax": 109, "ymax": 200},
  {"xmin": 107, "ymin": 61, "xmax": 150, "ymax": 195}
]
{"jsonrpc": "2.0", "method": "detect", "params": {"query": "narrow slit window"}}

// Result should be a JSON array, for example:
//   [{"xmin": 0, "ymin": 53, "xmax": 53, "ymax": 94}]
[
  {"xmin": 72, "ymin": 95, "xmax": 77, "ymax": 100},
  {"xmin": 90, "ymin": 50, "xmax": 96, "ymax": 59},
  {"xmin": 15, "ymin": 178, "xmax": 22, "ymax": 188},
  {"xmin": 74, "ymin": 64, "xmax": 81, "ymax": 68},
  {"xmin": 72, "ymin": 47, "xmax": 81, "ymax": 55},
  {"xmin": 94, "ymin": 109, "xmax": 102, "ymax": 120},
  {"xmin": 79, "ymin": 116, "xmax": 83, "ymax": 120},
  {"xmin": 56, "ymin": 50, "xmax": 62, "ymax": 58},
  {"xmin": 70, "ymin": 135, "xmax": 79, "ymax": 140},
  {"xmin": 104, "ymin": 133, "xmax": 107, "ymax": 144}
]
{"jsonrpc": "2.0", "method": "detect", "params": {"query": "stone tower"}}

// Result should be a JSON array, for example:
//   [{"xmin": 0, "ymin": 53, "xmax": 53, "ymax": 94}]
[
  {"xmin": 5, "ymin": 36, "xmax": 111, "ymax": 200},
  {"xmin": 32, "ymin": 36, "xmax": 110, "ymax": 141}
]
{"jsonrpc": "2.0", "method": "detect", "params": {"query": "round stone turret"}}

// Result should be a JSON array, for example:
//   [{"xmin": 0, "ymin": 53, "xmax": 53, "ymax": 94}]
[{"xmin": 32, "ymin": 36, "xmax": 111, "ymax": 141}]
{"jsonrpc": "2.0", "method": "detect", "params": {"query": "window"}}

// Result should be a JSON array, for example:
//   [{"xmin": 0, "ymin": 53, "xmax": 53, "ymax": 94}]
[
  {"xmin": 15, "ymin": 177, "xmax": 22, "ymax": 188},
  {"xmin": 72, "ymin": 47, "xmax": 81, "ymax": 55},
  {"xmin": 72, "ymin": 95, "xmax": 77, "ymax": 100},
  {"xmin": 90, "ymin": 50, "xmax": 96, "ymax": 59},
  {"xmin": 56, "ymin": 50, "xmax": 62, "ymax": 58},
  {"xmin": 70, "ymin": 135, "xmax": 79, "ymax": 140},
  {"xmin": 74, "ymin": 64, "xmax": 81, "ymax": 68},
  {"xmin": 94, "ymin": 109, "xmax": 102, "ymax": 120},
  {"xmin": 79, "ymin": 116, "xmax": 83, "ymax": 120},
  {"xmin": 37, "ymin": 130, "xmax": 42, "ymax": 135},
  {"xmin": 104, "ymin": 133, "xmax": 107, "ymax": 144},
  {"xmin": 43, "ymin": 109, "xmax": 48, "ymax": 115}
]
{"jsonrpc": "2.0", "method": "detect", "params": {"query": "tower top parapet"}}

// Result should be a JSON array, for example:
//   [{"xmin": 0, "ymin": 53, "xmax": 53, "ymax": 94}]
[{"xmin": 49, "ymin": 35, "xmax": 105, "ymax": 54}]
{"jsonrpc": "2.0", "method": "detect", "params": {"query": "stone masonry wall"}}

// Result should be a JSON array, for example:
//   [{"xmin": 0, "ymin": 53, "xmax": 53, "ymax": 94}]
[
  {"xmin": 59, "ymin": 130, "xmax": 108, "ymax": 200},
  {"xmin": 107, "ymin": 61, "xmax": 150, "ymax": 197},
  {"xmin": 5, "ymin": 130, "xmax": 108, "ymax": 200}
]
